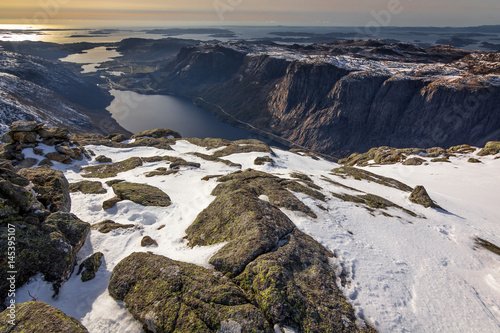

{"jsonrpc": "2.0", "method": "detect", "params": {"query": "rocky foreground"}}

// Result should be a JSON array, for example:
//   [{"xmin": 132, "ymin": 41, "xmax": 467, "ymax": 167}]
[{"xmin": 0, "ymin": 121, "xmax": 499, "ymax": 332}]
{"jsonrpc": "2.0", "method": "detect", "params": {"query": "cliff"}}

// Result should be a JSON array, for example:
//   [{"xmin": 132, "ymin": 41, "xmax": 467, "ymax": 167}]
[{"xmin": 156, "ymin": 40, "xmax": 500, "ymax": 155}]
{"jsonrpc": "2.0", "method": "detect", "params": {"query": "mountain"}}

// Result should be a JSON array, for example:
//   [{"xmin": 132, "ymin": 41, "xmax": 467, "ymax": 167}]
[
  {"xmin": 0, "ymin": 50, "xmax": 128, "ymax": 135},
  {"xmin": 153, "ymin": 40, "xmax": 500, "ymax": 156},
  {"xmin": 1, "ymin": 122, "xmax": 499, "ymax": 332}
]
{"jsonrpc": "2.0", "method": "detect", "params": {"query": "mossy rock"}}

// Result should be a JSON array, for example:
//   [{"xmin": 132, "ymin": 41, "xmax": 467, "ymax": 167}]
[
  {"xmin": 290, "ymin": 172, "xmax": 312, "ymax": 182},
  {"xmin": 402, "ymin": 157, "xmax": 426, "ymax": 166},
  {"xmin": 45, "ymin": 152, "xmax": 72, "ymax": 164},
  {"xmin": 81, "ymin": 157, "xmax": 143, "ymax": 178},
  {"xmin": 0, "ymin": 177, "xmax": 43, "ymax": 218},
  {"xmin": 214, "ymin": 170, "xmax": 323, "ymax": 218},
  {"xmin": 331, "ymin": 192, "xmax": 417, "ymax": 217},
  {"xmin": 69, "ymin": 181, "xmax": 107, "ymax": 194},
  {"xmin": 475, "ymin": 238, "xmax": 500, "ymax": 256},
  {"xmin": 112, "ymin": 182, "xmax": 171, "ymax": 207},
  {"xmin": 425, "ymin": 147, "xmax": 448, "ymax": 158},
  {"xmin": 190, "ymin": 152, "xmax": 242, "ymax": 168},
  {"xmin": 213, "ymin": 141, "xmax": 273, "ymax": 158},
  {"xmin": 141, "ymin": 236, "xmax": 158, "ymax": 247},
  {"xmin": 18, "ymin": 167, "xmax": 71, "ymax": 212},
  {"xmin": 185, "ymin": 137, "xmax": 232, "ymax": 150},
  {"xmin": 78, "ymin": 252, "xmax": 104, "ymax": 282},
  {"xmin": 235, "ymin": 230, "xmax": 361, "ymax": 333},
  {"xmin": 0, "ymin": 302, "xmax": 89, "ymax": 332},
  {"xmin": 108, "ymin": 252, "xmax": 272, "ymax": 332},
  {"xmin": 477, "ymin": 141, "xmax": 500, "ymax": 156},
  {"xmin": 467, "ymin": 158, "xmax": 482, "ymax": 163},
  {"xmin": 91, "ymin": 220, "xmax": 134, "ymax": 233},
  {"xmin": 430, "ymin": 157, "xmax": 450, "ymax": 163},
  {"xmin": 338, "ymin": 147, "xmax": 424, "ymax": 167},
  {"xmin": 95, "ymin": 155, "xmax": 112, "ymax": 163},
  {"xmin": 331, "ymin": 166, "xmax": 413, "ymax": 192},
  {"xmin": 102, "ymin": 197, "xmax": 122, "ymax": 210},
  {"xmin": 186, "ymin": 190, "xmax": 296, "ymax": 277},
  {"xmin": 145, "ymin": 168, "xmax": 179, "ymax": 177},
  {"xmin": 254, "ymin": 156, "xmax": 274, "ymax": 166},
  {"xmin": 447, "ymin": 144, "xmax": 476, "ymax": 154},
  {"xmin": 105, "ymin": 179, "xmax": 125, "ymax": 187},
  {"xmin": 409, "ymin": 186, "xmax": 441, "ymax": 209},
  {"xmin": 131, "ymin": 128, "xmax": 182, "ymax": 139},
  {"xmin": 0, "ymin": 212, "xmax": 90, "ymax": 301},
  {"xmin": 141, "ymin": 155, "xmax": 201, "ymax": 169}
]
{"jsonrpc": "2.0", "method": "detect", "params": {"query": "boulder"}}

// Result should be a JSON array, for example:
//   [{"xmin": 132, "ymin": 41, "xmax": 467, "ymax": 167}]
[
  {"xmin": 12, "ymin": 131, "xmax": 37, "ymax": 143},
  {"xmin": 0, "ymin": 132, "xmax": 14, "ymax": 144},
  {"xmin": 131, "ymin": 128, "xmax": 182, "ymax": 139},
  {"xmin": 82, "ymin": 157, "xmax": 142, "ymax": 178},
  {"xmin": 0, "ymin": 179, "xmax": 43, "ymax": 217},
  {"xmin": 69, "ymin": 181, "xmax": 107, "ymax": 194},
  {"xmin": 91, "ymin": 220, "xmax": 134, "ymax": 233},
  {"xmin": 13, "ymin": 157, "xmax": 38, "ymax": 170},
  {"xmin": 468, "ymin": 158, "xmax": 482, "ymax": 163},
  {"xmin": 95, "ymin": 155, "xmax": 112, "ymax": 163},
  {"xmin": 477, "ymin": 141, "xmax": 500, "ymax": 156},
  {"xmin": 112, "ymin": 182, "xmax": 171, "ymax": 207},
  {"xmin": 254, "ymin": 156, "xmax": 275, "ymax": 166},
  {"xmin": 38, "ymin": 159, "xmax": 54, "ymax": 167},
  {"xmin": 33, "ymin": 148, "xmax": 44, "ymax": 156},
  {"xmin": 105, "ymin": 179, "xmax": 125, "ymax": 187},
  {"xmin": 18, "ymin": 167, "xmax": 71, "ymax": 212},
  {"xmin": 402, "ymin": 157, "xmax": 426, "ymax": 166},
  {"xmin": 9, "ymin": 121, "xmax": 40, "ymax": 132},
  {"xmin": 105, "ymin": 133, "xmax": 129, "ymax": 142},
  {"xmin": 45, "ymin": 152, "xmax": 72, "ymax": 164},
  {"xmin": 102, "ymin": 197, "xmax": 122, "ymax": 210},
  {"xmin": 141, "ymin": 236, "xmax": 158, "ymax": 247},
  {"xmin": 108, "ymin": 252, "xmax": 272, "ymax": 332},
  {"xmin": 37, "ymin": 126, "xmax": 69, "ymax": 140},
  {"xmin": 77, "ymin": 252, "xmax": 104, "ymax": 282},
  {"xmin": 0, "ymin": 302, "xmax": 89, "ymax": 332},
  {"xmin": 409, "ymin": 185, "xmax": 440, "ymax": 209}
]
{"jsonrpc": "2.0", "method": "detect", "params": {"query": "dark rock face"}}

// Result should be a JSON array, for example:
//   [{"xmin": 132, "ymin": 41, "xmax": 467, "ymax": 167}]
[
  {"xmin": 157, "ymin": 41, "xmax": 500, "ymax": 156},
  {"xmin": 109, "ymin": 253, "xmax": 273, "ymax": 333},
  {"xmin": 18, "ymin": 167, "xmax": 71, "ymax": 212},
  {"xmin": 0, "ymin": 301, "xmax": 89, "ymax": 332}
]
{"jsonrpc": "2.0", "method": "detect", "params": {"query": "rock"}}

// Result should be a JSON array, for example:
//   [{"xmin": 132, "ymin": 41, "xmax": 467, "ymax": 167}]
[
  {"xmin": 189, "ymin": 152, "xmax": 242, "ymax": 168},
  {"xmin": 9, "ymin": 121, "xmax": 40, "ymax": 132},
  {"xmin": 213, "ymin": 170, "xmax": 323, "ymax": 218},
  {"xmin": 82, "ymin": 157, "xmax": 142, "ymax": 178},
  {"xmin": 254, "ymin": 156, "xmax": 275, "ymax": 166},
  {"xmin": 37, "ymin": 159, "xmax": 54, "ymax": 167},
  {"xmin": 0, "ymin": 302, "xmax": 89, "ymax": 332},
  {"xmin": 77, "ymin": 252, "xmax": 104, "ymax": 282},
  {"xmin": 33, "ymin": 148, "xmax": 44, "ymax": 156},
  {"xmin": 467, "ymin": 158, "xmax": 482, "ymax": 163},
  {"xmin": 37, "ymin": 126, "xmax": 70, "ymax": 140},
  {"xmin": 187, "ymin": 190, "xmax": 296, "ymax": 276},
  {"xmin": 430, "ymin": 157, "xmax": 451, "ymax": 163},
  {"xmin": 235, "ymin": 230, "xmax": 360, "ymax": 332},
  {"xmin": 102, "ymin": 197, "xmax": 122, "ymax": 210},
  {"xmin": 13, "ymin": 157, "xmax": 39, "ymax": 170},
  {"xmin": 0, "ymin": 132, "xmax": 13, "ymax": 144},
  {"xmin": 69, "ymin": 181, "xmax": 107, "ymax": 194},
  {"xmin": 112, "ymin": 182, "xmax": 171, "ymax": 207},
  {"xmin": 331, "ymin": 166, "xmax": 413, "ymax": 192},
  {"xmin": 131, "ymin": 128, "xmax": 182, "ymax": 139},
  {"xmin": 18, "ymin": 167, "xmax": 71, "ymax": 212},
  {"xmin": 105, "ymin": 133, "xmax": 129, "ymax": 142},
  {"xmin": 91, "ymin": 220, "xmax": 135, "ymax": 233},
  {"xmin": 55, "ymin": 145, "xmax": 74, "ymax": 156},
  {"xmin": 12, "ymin": 131, "xmax": 37, "ymax": 143},
  {"xmin": 447, "ymin": 144, "xmax": 476, "ymax": 154},
  {"xmin": 403, "ymin": 157, "xmax": 426, "ymax": 165},
  {"xmin": 0, "ymin": 167, "xmax": 30, "ymax": 186},
  {"xmin": 0, "ymin": 160, "xmax": 14, "ymax": 171},
  {"xmin": 409, "ymin": 185, "xmax": 440, "ymax": 209},
  {"xmin": 141, "ymin": 236, "xmax": 158, "ymax": 247},
  {"xmin": 145, "ymin": 168, "xmax": 178, "ymax": 177},
  {"xmin": 213, "ymin": 140, "xmax": 273, "ymax": 158},
  {"xmin": 95, "ymin": 155, "xmax": 112, "ymax": 163},
  {"xmin": 477, "ymin": 141, "xmax": 500, "ymax": 156},
  {"xmin": 108, "ymin": 252, "xmax": 272, "ymax": 332},
  {"xmin": 290, "ymin": 172, "xmax": 312, "ymax": 181},
  {"xmin": 45, "ymin": 152, "xmax": 72, "ymax": 164},
  {"xmin": 105, "ymin": 179, "xmax": 125, "ymax": 186},
  {"xmin": 0, "ymin": 179, "xmax": 43, "ymax": 217}
]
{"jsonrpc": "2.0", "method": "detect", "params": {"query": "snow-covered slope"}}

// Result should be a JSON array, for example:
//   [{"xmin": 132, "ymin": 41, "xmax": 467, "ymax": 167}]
[
  {"xmin": 0, "ymin": 73, "xmax": 98, "ymax": 136},
  {"xmin": 13, "ymin": 140, "xmax": 500, "ymax": 333}
]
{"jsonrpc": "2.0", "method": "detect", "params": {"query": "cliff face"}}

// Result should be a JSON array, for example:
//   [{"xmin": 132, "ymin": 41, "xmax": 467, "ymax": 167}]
[{"xmin": 158, "ymin": 40, "xmax": 500, "ymax": 155}]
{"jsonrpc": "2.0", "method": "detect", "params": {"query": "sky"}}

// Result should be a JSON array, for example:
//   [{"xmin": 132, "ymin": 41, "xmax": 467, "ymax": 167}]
[{"xmin": 0, "ymin": 0, "xmax": 499, "ymax": 27}]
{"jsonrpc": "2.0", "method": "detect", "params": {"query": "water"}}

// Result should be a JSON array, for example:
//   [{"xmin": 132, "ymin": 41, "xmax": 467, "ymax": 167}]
[
  {"xmin": 60, "ymin": 46, "xmax": 121, "ymax": 73},
  {"xmin": 107, "ymin": 89, "xmax": 263, "ymax": 141}
]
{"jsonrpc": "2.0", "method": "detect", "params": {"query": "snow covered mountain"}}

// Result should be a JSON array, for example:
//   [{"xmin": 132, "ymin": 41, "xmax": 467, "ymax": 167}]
[
  {"xmin": 0, "ymin": 50, "xmax": 127, "ymax": 136},
  {"xmin": 1, "ymin": 123, "xmax": 499, "ymax": 332}
]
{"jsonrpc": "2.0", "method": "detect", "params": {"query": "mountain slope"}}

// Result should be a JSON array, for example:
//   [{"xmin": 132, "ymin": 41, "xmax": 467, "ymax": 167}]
[
  {"xmin": 4, "ymin": 127, "xmax": 498, "ymax": 333},
  {"xmin": 155, "ymin": 40, "xmax": 500, "ymax": 155}
]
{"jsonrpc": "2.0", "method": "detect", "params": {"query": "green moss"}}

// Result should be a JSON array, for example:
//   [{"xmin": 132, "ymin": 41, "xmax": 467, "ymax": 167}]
[
  {"xmin": 69, "ymin": 181, "xmax": 107, "ymax": 194},
  {"xmin": 477, "ymin": 141, "xmax": 500, "ymax": 156},
  {"xmin": 112, "ymin": 182, "xmax": 171, "ymax": 207}
]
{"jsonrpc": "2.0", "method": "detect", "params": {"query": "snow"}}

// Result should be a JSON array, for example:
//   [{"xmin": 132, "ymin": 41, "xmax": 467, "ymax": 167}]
[{"xmin": 11, "ymin": 140, "xmax": 500, "ymax": 333}]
